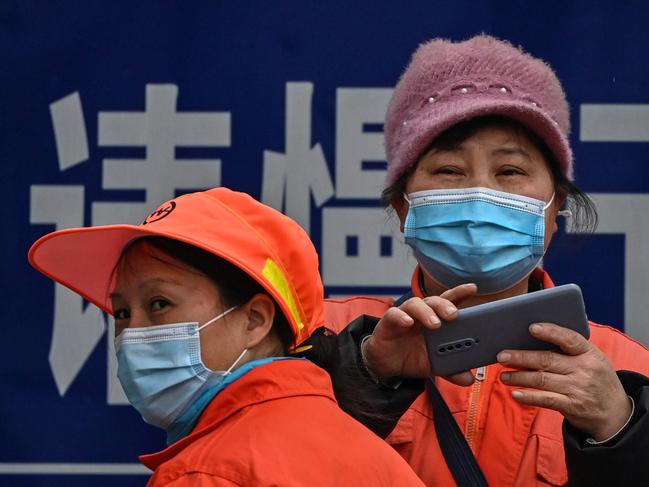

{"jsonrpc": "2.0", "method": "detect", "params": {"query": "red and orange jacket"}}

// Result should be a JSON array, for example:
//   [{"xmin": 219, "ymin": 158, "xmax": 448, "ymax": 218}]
[
  {"xmin": 140, "ymin": 359, "xmax": 425, "ymax": 486},
  {"xmin": 324, "ymin": 267, "xmax": 649, "ymax": 487}
]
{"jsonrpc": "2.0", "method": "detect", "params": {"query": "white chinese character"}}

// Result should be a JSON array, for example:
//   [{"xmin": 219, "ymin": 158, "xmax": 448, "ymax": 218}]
[
  {"xmin": 321, "ymin": 207, "xmax": 413, "ymax": 287},
  {"xmin": 30, "ymin": 185, "xmax": 107, "ymax": 398},
  {"xmin": 33, "ymin": 86, "xmax": 233, "ymax": 404},
  {"xmin": 262, "ymin": 82, "xmax": 334, "ymax": 234},
  {"xmin": 336, "ymin": 88, "xmax": 393, "ymax": 199},
  {"xmin": 574, "ymin": 105, "xmax": 649, "ymax": 345},
  {"xmin": 96, "ymin": 83, "xmax": 230, "ymax": 223}
]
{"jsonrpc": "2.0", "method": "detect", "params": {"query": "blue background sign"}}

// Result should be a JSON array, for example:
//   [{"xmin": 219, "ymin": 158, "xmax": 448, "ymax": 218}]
[{"xmin": 2, "ymin": 1, "xmax": 649, "ymax": 485}]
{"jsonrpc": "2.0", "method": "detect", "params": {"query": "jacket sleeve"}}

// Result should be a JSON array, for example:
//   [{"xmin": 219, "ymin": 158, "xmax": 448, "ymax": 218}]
[
  {"xmin": 304, "ymin": 315, "xmax": 425, "ymax": 438},
  {"xmin": 563, "ymin": 370, "xmax": 649, "ymax": 487}
]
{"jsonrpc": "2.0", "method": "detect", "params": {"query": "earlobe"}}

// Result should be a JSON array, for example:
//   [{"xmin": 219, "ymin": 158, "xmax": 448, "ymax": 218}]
[{"xmin": 243, "ymin": 294, "xmax": 276, "ymax": 349}]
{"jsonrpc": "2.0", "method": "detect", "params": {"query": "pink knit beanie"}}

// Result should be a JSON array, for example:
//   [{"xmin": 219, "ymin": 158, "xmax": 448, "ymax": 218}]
[{"xmin": 385, "ymin": 35, "xmax": 573, "ymax": 185}]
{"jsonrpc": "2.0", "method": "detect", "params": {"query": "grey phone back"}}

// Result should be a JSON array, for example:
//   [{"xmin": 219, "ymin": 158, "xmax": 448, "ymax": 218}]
[{"xmin": 424, "ymin": 284, "xmax": 590, "ymax": 376}]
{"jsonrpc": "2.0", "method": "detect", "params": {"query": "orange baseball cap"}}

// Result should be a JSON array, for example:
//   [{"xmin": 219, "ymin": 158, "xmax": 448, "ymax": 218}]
[{"xmin": 28, "ymin": 187, "xmax": 324, "ymax": 345}]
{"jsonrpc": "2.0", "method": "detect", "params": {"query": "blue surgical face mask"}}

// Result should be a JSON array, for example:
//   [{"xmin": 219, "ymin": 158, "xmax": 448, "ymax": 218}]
[
  {"xmin": 403, "ymin": 187, "xmax": 561, "ymax": 295},
  {"xmin": 114, "ymin": 305, "xmax": 246, "ymax": 430}
]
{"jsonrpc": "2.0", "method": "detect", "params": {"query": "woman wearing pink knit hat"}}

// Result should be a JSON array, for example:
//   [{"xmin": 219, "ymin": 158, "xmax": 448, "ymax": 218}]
[{"xmin": 309, "ymin": 35, "xmax": 649, "ymax": 487}]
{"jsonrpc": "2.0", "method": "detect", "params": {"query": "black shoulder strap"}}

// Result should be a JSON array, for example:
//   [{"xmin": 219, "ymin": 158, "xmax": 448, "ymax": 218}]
[
  {"xmin": 427, "ymin": 380, "xmax": 489, "ymax": 486},
  {"xmin": 395, "ymin": 290, "xmax": 488, "ymax": 486},
  {"xmin": 394, "ymin": 291, "xmax": 414, "ymax": 307}
]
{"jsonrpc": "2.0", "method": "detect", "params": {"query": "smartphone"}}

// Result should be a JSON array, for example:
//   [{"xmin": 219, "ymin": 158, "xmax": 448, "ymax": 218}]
[{"xmin": 424, "ymin": 284, "xmax": 590, "ymax": 376}]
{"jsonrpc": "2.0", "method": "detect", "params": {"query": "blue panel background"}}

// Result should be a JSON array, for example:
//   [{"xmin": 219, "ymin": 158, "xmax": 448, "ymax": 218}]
[{"xmin": 2, "ymin": 1, "xmax": 648, "ymax": 484}]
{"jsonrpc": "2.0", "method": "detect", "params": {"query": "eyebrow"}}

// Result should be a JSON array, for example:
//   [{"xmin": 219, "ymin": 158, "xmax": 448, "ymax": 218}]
[
  {"xmin": 428, "ymin": 145, "xmax": 532, "ymax": 161},
  {"xmin": 491, "ymin": 146, "xmax": 532, "ymax": 159},
  {"xmin": 109, "ymin": 277, "xmax": 181, "ymax": 300}
]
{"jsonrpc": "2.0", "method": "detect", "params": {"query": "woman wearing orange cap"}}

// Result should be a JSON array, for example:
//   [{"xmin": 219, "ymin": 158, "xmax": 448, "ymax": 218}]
[
  {"xmin": 316, "ymin": 36, "xmax": 649, "ymax": 487},
  {"xmin": 29, "ymin": 188, "xmax": 424, "ymax": 486}
]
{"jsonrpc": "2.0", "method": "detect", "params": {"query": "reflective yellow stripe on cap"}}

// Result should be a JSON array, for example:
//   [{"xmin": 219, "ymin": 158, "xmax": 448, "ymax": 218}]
[{"xmin": 262, "ymin": 258, "xmax": 304, "ymax": 334}]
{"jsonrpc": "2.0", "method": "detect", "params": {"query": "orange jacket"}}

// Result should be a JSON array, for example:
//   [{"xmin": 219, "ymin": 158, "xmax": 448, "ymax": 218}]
[
  {"xmin": 140, "ymin": 359, "xmax": 424, "ymax": 486},
  {"xmin": 324, "ymin": 268, "xmax": 649, "ymax": 487}
]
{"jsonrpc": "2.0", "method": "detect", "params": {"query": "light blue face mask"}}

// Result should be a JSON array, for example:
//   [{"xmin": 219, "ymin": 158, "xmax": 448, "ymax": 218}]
[
  {"xmin": 404, "ymin": 187, "xmax": 564, "ymax": 295},
  {"xmin": 114, "ymin": 305, "xmax": 246, "ymax": 430}
]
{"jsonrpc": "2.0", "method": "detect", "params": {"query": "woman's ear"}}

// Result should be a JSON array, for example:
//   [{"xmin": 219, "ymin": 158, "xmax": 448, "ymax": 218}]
[
  {"xmin": 556, "ymin": 188, "xmax": 568, "ymax": 208},
  {"xmin": 544, "ymin": 189, "xmax": 567, "ymax": 247},
  {"xmin": 241, "ymin": 293, "xmax": 276, "ymax": 349},
  {"xmin": 393, "ymin": 197, "xmax": 409, "ymax": 233},
  {"xmin": 552, "ymin": 189, "xmax": 570, "ymax": 234}
]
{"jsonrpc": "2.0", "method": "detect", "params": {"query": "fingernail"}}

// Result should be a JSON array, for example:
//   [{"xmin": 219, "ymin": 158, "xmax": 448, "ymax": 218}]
[
  {"xmin": 429, "ymin": 316, "xmax": 441, "ymax": 327},
  {"xmin": 500, "ymin": 372, "xmax": 510, "ymax": 382},
  {"xmin": 530, "ymin": 323, "xmax": 543, "ymax": 334},
  {"xmin": 497, "ymin": 352, "xmax": 511, "ymax": 362},
  {"xmin": 402, "ymin": 315, "xmax": 414, "ymax": 325},
  {"xmin": 512, "ymin": 390, "xmax": 523, "ymax": 399},
  {"xmin": 444, "ymin": 305, "xmax": 457, "ymax": 316}
]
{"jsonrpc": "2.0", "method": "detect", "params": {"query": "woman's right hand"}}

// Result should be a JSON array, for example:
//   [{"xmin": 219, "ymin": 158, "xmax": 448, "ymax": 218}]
[{"xmin": 362, "ymin": 283, "xmax": 478, "ymax": 386}]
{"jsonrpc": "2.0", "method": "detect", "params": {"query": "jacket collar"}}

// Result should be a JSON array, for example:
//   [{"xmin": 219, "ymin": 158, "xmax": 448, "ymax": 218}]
[{"xmin": 139, "ymin": 359, "xmax": 336, "ymax": 470}]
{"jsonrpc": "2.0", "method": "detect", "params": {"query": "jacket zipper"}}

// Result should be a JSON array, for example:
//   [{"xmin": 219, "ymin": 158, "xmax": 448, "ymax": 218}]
[{"xmin": 466, "ymin": 366, "xmax": 487, "ymax": 452}]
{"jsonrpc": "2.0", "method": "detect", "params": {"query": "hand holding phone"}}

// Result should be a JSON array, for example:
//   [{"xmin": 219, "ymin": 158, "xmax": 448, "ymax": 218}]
[{"xmin": 424, "ymin": 284, "xmax": 590, "ymax": 376}]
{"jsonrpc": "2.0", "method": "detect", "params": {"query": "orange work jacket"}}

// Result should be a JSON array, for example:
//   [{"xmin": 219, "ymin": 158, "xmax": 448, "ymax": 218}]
[
  {"xmin": 324, "ymin": 267, "xmax": 649, "ymax": 487},
  {"xmin": 140, "ymin": 359, "xmax": 424, "ymax": 486}
]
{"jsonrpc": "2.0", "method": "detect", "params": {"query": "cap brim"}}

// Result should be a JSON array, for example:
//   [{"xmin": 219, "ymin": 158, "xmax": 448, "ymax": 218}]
[{"xmin": 29, "ymin": 225, "xmax": 169, "ymax": 314}]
